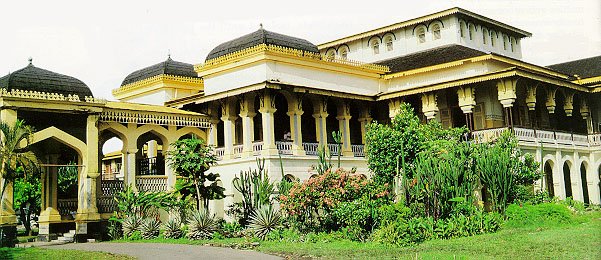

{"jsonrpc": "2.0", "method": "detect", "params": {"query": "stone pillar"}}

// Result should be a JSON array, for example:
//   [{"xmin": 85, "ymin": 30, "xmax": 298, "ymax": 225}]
[
  {"xmin": 457, "ymin": 86, "xmax": 476, "ymax": 131},
  {"xmin": 0, "ymin": 109, "xmax": 17, "ymax": 235},
  {"xmin": 337, "ymin": 102, "xmax": 353, "ymax": 157},
  {"xmin": 497, "ymin": 78, "xmax": 517, "ymax": 127},
  {"xmin": 287, "ymin": 108, "xmax": 306, "ymax": 156},
  {"xmin": 123, "ymin": 148, "xmax": 138, "ymax": 188},
  {"xmin": 221, "ymin": 103, "xmax": 237, "ymax": 160},
  {"xmin": 313, "ymin": 98, "xmax": 329, "ymax": 147},
  {"xmin": 239, "ymin": 96, "xmax": 256, "ymax": 157},
  {"xmin": 207, "ymin": 118, "xmax": 219, "ymax": 147},
  {"xmin": 421, "ymin": 93, "xmax": 439, "ymax": 121},
  {"xmin": 358, "ymin": 109, "xmax": 372, "ymax": 145},
  {"xmin": 38, "ymin": 155, "xmax": 61, "ymax": 241},
  {"xmin": 580, "ymin": 100, "xmax": 593, "ymax": 134},
  {"xmin": 259, "ymin": 92, "xmax": 279, "ymax": 156},
  {"xmin": 545, "ymin": 88, "xmax": 557, "ymax": 114},
  {"xmin": 76, "ymin": 114, "xmax": 100, "ymax": 222},
  {"xmin": 388, "ymin": 98, "xmax": 402, "ymax": 119}
]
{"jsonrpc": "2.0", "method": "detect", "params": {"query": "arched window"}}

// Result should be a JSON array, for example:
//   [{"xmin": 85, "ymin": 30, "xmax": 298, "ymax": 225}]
[
  {"xmin": 326, "ymin": 50, "xmax": 335, "ymax": 61},
  {"xmin": 510, "ymin": 37, "xmax": 515, "ymax": 52},
  {"xmin": 371, "ymin": 40, "xmax": 380, "ymax": 55},
  {"xmin": 482, "ymin": 28, "xmax": 488, "ymax": 45},
  {"xmin": 563, "ymin": 162, "xmax": 573, "ymax": 198},
  {"xmin": 417, "ymin": 27, "xmax": 426, "ymax": 43},
  {"xmin": 432, "ymin": 24, "xmax": 441, "ymax": 40},
  {"xmin": 468, "ymin": 24, "xmax": 475, "ymax": 40},
  {"xmin": 339, "ymin": 47, "xmax": 349, "ymax": 60},
  {"xmin": 459, "ymin": 21, "xmax": 466, "ymax": 37},
  {"xmin": 384, "ymin": 36, "xmax": 394, "ymax": 51},
  {"xmin": 490, "ymin": 31, "xmax": 496, "ymax": 47},
  {"xmin": 503, "ymin": 35, "xmax": 509, "ymax": 50}
]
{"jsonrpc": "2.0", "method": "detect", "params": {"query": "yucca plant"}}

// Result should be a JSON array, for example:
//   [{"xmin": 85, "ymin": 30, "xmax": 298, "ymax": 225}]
[
  {"xmin": 141, "ymin": 218, "xmax": 161, "ymax": 239},
  {"xmin": 122, "ymin": 214, "xmax": 143, "ymax": 238},
  {"xmin": 187, "ymin": 208, "xmax": 218, "ymax": 240},
  {"xmin": 249, "ymin": 204, "xmax": 281, "ymax": 240},
  {"xmin": 163, "ymin": 218, "xmax": 183, "ymax": 239}
]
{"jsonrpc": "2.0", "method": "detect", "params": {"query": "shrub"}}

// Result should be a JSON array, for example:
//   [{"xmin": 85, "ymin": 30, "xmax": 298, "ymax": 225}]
[
  {"xmin": 504, "ymin": 203, "xmax": 574, "ymax": 228},
  {"xmin": 249, "ymin": 204, "xmax": 281, "ymax": 240},
  {"xmin": 265, "ymin": 227, "xmax": 302, "ymax": 242},
  {"xmin": 122, "ymin": 214, "xmax": 142, "ymax": 238},
  {"xmin": 141, "ymin": 218, "xmax": 161, "ymax": 239},
  {"xmin": 231, "ymin": 158, "xmax": 276, "ymax": 226},
  {"xmin": 162, "ymin": 218, "xmax": 183, "ymax": 239},
  {"xmin": 220, "ymin": 221, "xmax": 244, "ymax": 238},
  {"xmin": 375, "ymin": 202, "xmax": 412, "ymax": 226},
  {"xmin": 187, "ymin": 208, "xmax": 219, "ymax": 240}
]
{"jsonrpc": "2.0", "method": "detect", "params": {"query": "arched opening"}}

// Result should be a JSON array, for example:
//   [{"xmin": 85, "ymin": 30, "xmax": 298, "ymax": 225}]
[
  {"xmin": 563, "ymin": 161, "xmax": 573, "ymax": 198},
  {"xmin": 384, "ymin": 36, "xmax": 394, "ymax": 51},
  {"xmin": 482, "ymin": 28, "xmax": 488, "ymax": 44},
  {"xmin": 490, "ymin": 31, "xmax": 497, "ymax": 47},
  {"xmin": 432, "ymin": 24, "xmax": 441, "ymax": 40},
  {"xmin": 580, "ymin": 163, "xmax": 589, "ymax": 204},
  {"xmin": 370, "ymin": 39, "xmax": 380, "ymax": 55},
  {"xmin": 544, "ymin": 161, "xmax": 555, "ymax": 196},
  {"xmin": 468, "ymin": 24, "xmax": 475, "ymax": 40},
  {"xmin": 301, "ymin": 98, "xmax": 317, "ymax": 143},
  {"xmin": 417, "ymin": 27, "xmax": 426, "ymax": 43},
  {"xmin": 459, "ymin": 21, "xmax": 467, "ymax": 38},
  {"xmin": 136, "ymin": 131, "xmax": 166, "ymax": 176},
  {"xmin": 326, "ymin": 99, "xmax": 340, "ymax": 144},
  {"xmin": 100, "ymin": 133, "xmax": 124, "ymax": 181},
  {"xmin": 283, "ymin": 174, "xmax": 297, "ymax": 183},
  {"xmin": 325, "ymin": 49, "xmax": 336, "ymax": 61},
  {"xmin": 274, "ymin": 93, "xmax": 291, "ymax": 143},
  {"xmin": 253, "ymin": 95, "xmax": 263, "ymax": 142},
  {"xmin": 349, "ymin": 103, "xmax": 363, "ymax": 145},
  {"xmin": 339, "ymin": 47, "xmax": 349, "ymax": 60},
  {"xmin": 235, "ymin": 101, "xmax": 243, "ymax": 145},
  {"xmin": 503, "ymin": 35, "xmax": 509, "ymax": 50}
]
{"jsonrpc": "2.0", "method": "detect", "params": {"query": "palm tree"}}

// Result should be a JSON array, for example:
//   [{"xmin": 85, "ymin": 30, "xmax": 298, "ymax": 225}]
[{"xmin": 0, "ymin": 119, "xmax": 40, "ymax": 212}]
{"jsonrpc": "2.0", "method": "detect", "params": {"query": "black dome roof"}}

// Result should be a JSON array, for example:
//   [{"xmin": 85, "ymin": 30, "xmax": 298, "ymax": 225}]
[
  {"xmin": 206, "ymin": 28, "xmax": 319, "ymax": 61},
  {"xmin": 121, "ymin": 57, "xmax": 198, "ymax": 86},
  {"xmin": 0, "ymin": 62, "xmax": 93, "ymax": 97}
]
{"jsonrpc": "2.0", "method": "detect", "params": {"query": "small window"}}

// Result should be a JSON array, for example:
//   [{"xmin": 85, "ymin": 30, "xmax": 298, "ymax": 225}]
[
  {"xmin": 510, "ymin": 37, "xmax": 515, "ymax": 52},
  {"xmin": 326, "ymin": 50, "xmax": 335, "ymax": 61},
  {"xmin": 460, "ymin": 21, "xmax": 466, "ymax": 37},
  {"xmin": 384, "ymin": 36, "xmax": 394, "ymax": 51},
  {"xmin": 340, "ymin": 48, "xmax": 348, "ymax": 60},
  {"xmin": 503, "ymin": 35, "xmax": 508, "ymax": 50},
  {"xmin": 371, "ymin": 41, "xmax": 380, "ymax": 54},
  {"xmin": 432, "ymin": 24, "xmax": 441, "ymax": 40},
  {"xmin": 482, "ymin": 28, "xmax": 488, "ymax": 44},
  {"xmin": 491, "ymin": 31, "xmax": 496, "ymax": 46},
  {"xmin": 417, "ymin": 28, "xmax": 426, "ymax": 43},
  {"xmin": 468, "ymin": 24, "xmax": 475, "ymax": 40}
]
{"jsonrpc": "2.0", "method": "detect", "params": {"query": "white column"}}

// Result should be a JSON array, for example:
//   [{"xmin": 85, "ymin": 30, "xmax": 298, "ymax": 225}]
[
  {"xmin": 221, "ymin": 115, "xmax": 236, "ymax": 160},
  {"xmin": 207, "ymin": 118, "xmax": 219, "ymax": 146},
  {"xmin": 123, "ymin": 148, "xmax": 138, "ymax": 189},
  {"xmin": 76, "ymin": 114, "xmax": 101, "ymax": 222},
  {"xmin": 337, "ymin": 102, "xmax": 353, "ymax": 157},
  {"xmin": 239, "ymin": 109, "xmax": 256, "ymax": 157},
  {"xmin": 288, "ymin": 108, "xmax": 305, "ymax": 155},
  {"xmin": 259, "ymin": 92, "xmax": 279, "ymax": 156}
]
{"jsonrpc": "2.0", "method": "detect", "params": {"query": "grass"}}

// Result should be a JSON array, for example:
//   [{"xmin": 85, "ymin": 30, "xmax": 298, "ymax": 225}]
[{"xmin": 0, "ymin": 247, "xmax": 133, "ymax": 260}]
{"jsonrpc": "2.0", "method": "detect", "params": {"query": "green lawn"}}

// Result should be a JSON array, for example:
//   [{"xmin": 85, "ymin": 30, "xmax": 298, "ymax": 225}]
[
  {"xmin": 0, "ymin": 247, "xmax": 133, "ymax": 260},
  {"xmin": 256, "ymin": 213, "xmax": 601, "ymax": 259}
]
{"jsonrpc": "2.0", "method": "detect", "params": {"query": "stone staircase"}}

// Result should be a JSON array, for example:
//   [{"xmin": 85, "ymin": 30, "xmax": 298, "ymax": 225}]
[{"xmin": 53, "ymin": 230, "xmax": 76, "ymax": 243}]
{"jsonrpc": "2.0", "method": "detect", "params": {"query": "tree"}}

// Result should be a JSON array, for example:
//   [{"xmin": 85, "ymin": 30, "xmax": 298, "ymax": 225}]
[
  {"xmin": 0, "ymin": 119, "xmax": 40, "ymax": 246},
  {"xmin": 14, "ymin": 172, "xmax": 40, "ymax": 236},
  {"xmin": 166, "ymin": 137, "xmax": 224, "ymax": 211}
]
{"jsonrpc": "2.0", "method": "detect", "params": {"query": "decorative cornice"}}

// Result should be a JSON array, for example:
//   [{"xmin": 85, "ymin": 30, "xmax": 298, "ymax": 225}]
[
  {"xmin": 195, "ymin": 44, "xmax": 389, "ymax": 74},
  {"xmin": 99, "ymin": 109, "xmax": 211, "ymax": 128},
  {"xmin": 574, "ymin": 75, "xmax": 601, "ymax": 85},
  {"xmin": 112, "ymin": 74, "xmax": 203, "ymax": 97},
  {"xmin": 0, "ymin": 89, "xmax": 106, "ymax": 104}
]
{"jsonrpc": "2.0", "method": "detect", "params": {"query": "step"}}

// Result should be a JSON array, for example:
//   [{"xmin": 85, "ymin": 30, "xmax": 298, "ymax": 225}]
[
  {"xmin": 68, "ymin": 230, "xmax": 76, "ymax": 235},
  {"xmin": 57, "ymin": 236, "xmax": 74, "ymax": 242},
  {"xmin": 63, "ymin": 233, "xmax": 74, "ymax": 238}
]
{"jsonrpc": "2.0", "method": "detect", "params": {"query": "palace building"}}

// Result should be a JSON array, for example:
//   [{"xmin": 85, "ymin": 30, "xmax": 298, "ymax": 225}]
[{"xmin": 0, "ymin": 7, "xmax": 599, "ymax": 242}]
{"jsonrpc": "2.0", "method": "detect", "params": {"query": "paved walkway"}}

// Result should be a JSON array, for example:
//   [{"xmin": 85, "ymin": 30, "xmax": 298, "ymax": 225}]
[{"xmin": 44, "ymin": 242, "xmax": 283, "ymax": 260}]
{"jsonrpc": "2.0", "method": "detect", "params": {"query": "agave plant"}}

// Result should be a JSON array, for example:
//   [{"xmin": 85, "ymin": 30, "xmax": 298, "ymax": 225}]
[
  {"xmin": 141, "ymin": 218, "xmax": 161, "ymax": 239},
  {"xmin": 249, "ymin": 204, "xmax": 281, "ymax": 240},
  {"xmin": 187, "ymin": 208, "xmax": 219, "ymax": 240},
  {"xmin": 122, "ymin": 214, "xmax": 143, "ymax": 238},
  {"xmin": 163, "ymin": 218, "xmax": 183, "ymax": 239}
]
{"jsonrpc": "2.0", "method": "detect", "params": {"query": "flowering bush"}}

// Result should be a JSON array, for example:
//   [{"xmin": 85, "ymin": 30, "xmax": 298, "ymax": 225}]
[{"xmin": 279, "ymin": 168, "xmax": 389, "ymax": 233}]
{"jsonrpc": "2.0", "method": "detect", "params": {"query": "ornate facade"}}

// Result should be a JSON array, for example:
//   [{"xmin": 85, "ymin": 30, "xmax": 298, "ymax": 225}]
[{"xmin": 0, "ymin": 7, "xmax": 599, "ymax": 242}]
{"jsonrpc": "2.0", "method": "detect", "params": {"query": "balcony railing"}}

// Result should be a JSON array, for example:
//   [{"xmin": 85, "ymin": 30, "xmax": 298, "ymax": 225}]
[
  {"xmin": 252, "ymin": 141, "xmax": 263, "ymax": 156},
  {"xmin": 276, "ymin": 141, "xmax": 294, "ymax": 155},
  {"xmin": 215, "ymin": 147, "xmax": 225, "ymax": 159},
  {"xmin": 233, "ymin": 144, "xmax": 244, "ymax": 158},
  {"xmin": 352, "ymin": 144, "xmax": 365, "ymax": 157},
  {"xmin": 135, "ymin": 175, "xmax": 168, "ymax": 192},
  {"xmin": 473, "ymin": 127, "xmax": 599, "ymax": 147},
  {"xmin": 57, "ymin": 198, "xmax": 78, "ymax": 217},
  {"xmin": 137, "ymin": 157, "xmax": 164, "ymax": 176},
  {"xmin": 215, "ymin": 142, "xmax": 366, "ymax": 159},
  {"xmin": 303, "ymin": 142, "xmax": 319, "ymax": 155}
]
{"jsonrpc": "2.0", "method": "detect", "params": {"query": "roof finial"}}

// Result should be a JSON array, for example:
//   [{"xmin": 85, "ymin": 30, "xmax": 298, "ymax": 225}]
[
  {"xmin": 28, "ymin": 57, "xmax": 33, "ymax": 65},
  {"xmin": 167, "ymin": 49, "xmax": 171, "ymax": 59},
  {"xmin": 260, "ymin": 23, "xmax": 263, "ymax": 29}
]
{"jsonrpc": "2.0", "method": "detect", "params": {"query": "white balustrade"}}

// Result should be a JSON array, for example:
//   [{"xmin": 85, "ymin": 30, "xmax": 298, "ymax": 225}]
[
  {"xmin": 276, "ymin": 141, "xmax": 293, "ymax": 155},
  {"xmin": 572, "ymin": 134, "xmax": 589, "ymax": 146},
  {"xmin": 232, "ymin": 144, "xmax": 244, "ymax": 158},
  {"xmin": 536, "ymin": 130, "xmax": 555, "ymax": 143},
  {"xmin": 555, "ymin": 132, "xmax": 573, "ymax": 145},
  {"xmin": 136, "ymin": 176, "xmax": 168, "ymax": 192},
  {"xmin": 215, "ymin": 147, "xmax": 225, "ymax": 159},
  {"xmin": 513, "ymin": 127, "xmax": 536, "ymax": 142},
  {"xmin": 589, "ymin": 134, "xmax": 601, "ymax": 146},
  {"xmin": 303, "ymin": 142, "xmax": 319, "ymax": 155},
  {"xmin": 474, "ymin": 127, "xmax": 599, "ymax": 147},
  {"xmin": 327, "ymin": 143, "xmax": 340, "ymax": 156},
  {"xmin": 252, "ymin": 141, "xmax": 263, "ymax": 156},
  {"xmin": 352, "ymin": 144, "xmax": 365, "ymax": 157},
  {"xmin": 472, "ymin": 127, "xmax": 508, "ymax": 143}
]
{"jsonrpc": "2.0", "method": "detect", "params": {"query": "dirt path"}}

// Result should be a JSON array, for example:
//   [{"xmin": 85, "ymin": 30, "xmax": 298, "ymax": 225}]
[{"xmin": 45, "ymin": 242, "xmax": 283, "ymax": 260}]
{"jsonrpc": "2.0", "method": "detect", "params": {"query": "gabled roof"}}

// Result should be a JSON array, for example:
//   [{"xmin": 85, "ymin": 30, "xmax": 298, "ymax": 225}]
[
  {"xmin": 121, "ymin": 57, "xmax": 198, "ymax": 86},
  {"xmin": 318, "ymin": 7, "xmax": 532, "ymax": 49},
  {"xmin": 376, "ymin": 45, "xmax": 487, "ymax": 74},
  {"xmin": 0, "ymin": 62, "xmax": 93, "ymax": 97},
  {"xmin": 205, "ymin": 28, "xmax": 319, "ymax": 61},
  {"xmin": 547, "ymin": 55, "xmax": 601, "ymax": 79}
]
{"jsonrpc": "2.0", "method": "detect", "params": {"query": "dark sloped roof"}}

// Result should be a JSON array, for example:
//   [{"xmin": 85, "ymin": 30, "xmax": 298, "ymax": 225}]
[
  {"xmin": 375, "ymin": 45, "xmax": 487, "ymax": 73},
  {"xmin": 121, "ymin": 57, "xmax": 198, "ymax": 86},
  {"xmin": 547, "ymin": 55, "xmax": 601, "ymax": 79},
  {"xmin": 206, "ymin": 28, "xmax": 319, "ymax": 61},
  {"xmin": 0, "ymin": 63, "xmax": 93, "ymax": 97}
]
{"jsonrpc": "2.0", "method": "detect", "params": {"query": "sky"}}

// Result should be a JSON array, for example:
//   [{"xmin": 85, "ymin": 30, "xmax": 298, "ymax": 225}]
[{"xmin": 0, "ymin": 0, "xmax": 599, "ymax": 102}]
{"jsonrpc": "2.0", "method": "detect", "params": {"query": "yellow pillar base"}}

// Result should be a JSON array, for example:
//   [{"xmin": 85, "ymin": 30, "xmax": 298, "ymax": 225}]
[
  {"xmin": 342, "ymin": 150, "xmax": 354, "ymax": 157},
  {"xmin": 0, "ymin": 214, "xmax": 17, "ymax": 225},
  {"xmin": 38, "ymin": 207, "xmax": 62, "ymax": 223},
  {"xmin": 75, "ymin": 212, "xmax": 101, "ymax": 222},
  {"xmin": 261, "ymin": 148, "xmax": 279, "ymax": 156}
]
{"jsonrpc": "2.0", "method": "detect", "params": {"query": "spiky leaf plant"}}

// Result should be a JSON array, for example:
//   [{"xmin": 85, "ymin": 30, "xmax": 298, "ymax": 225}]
[
  {"xmin": 249, "ymin": 204, "xmax": 281, "ymax": 240},
  {"xmin": 122, "ymin": 214, "xmax": 142, "ymax": 238},
  {"xmin": 163, "ymin": 218, "xmax": 183, "ymax": 239},
  {"xmin": 141, "ymin": 218, "xmax": 161, "ymax": 239},
  {"xmin": 187, "ymin": 208, "xmax": 218, "ymax": 240}
]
